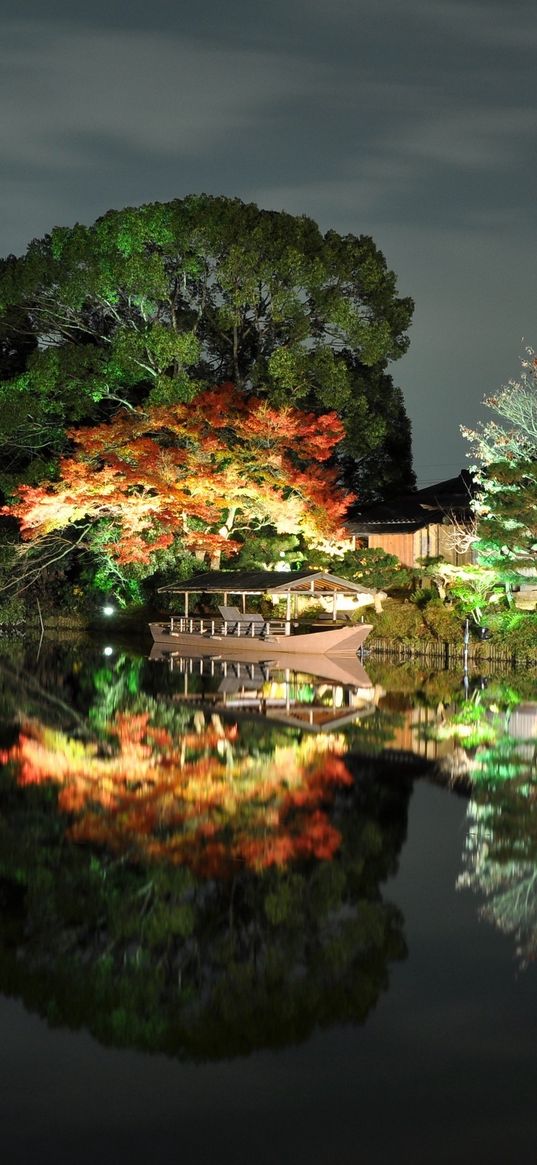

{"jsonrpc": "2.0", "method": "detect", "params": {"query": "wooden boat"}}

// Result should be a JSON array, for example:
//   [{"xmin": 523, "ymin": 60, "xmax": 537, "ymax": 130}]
[
  {"xmin": 149, "ymin": 616, "xmax": 372, "ymax": 658},
  {"xmin": 151, "ymin": 569, "xmax": 377, "ymax": 659}
]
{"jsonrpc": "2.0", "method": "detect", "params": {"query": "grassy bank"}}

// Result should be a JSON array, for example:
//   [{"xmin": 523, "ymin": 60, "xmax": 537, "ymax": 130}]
[{"xmin": 363, "ymin": 596, "xmax": 537, "ymax": 666}]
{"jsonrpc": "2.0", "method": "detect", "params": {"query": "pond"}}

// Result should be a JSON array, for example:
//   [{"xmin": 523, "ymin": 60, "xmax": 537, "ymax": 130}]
[{"xmin": 1, "ymin": 637, "xmax": 536, "ymax": 1164}]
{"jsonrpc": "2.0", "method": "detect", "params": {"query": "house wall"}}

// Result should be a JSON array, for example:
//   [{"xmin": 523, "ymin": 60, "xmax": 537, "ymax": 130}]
[
  {"xmin": 414, "ymin": 525, "xmax": 440, "ymax": 561},
  {"xmin": 367, "ymin": 532, "xmax": 416, "ymax": 567},
  {"xmin": 367, "ymin": 523, "xmax": 473, "ymax": 568},
  {"xmin": 437, "ymin": 525, "xmax": 474, "ymax": 566}
]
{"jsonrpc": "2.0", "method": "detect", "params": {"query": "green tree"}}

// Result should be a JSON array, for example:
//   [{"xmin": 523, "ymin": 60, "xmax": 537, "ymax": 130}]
[
  {"xmin": 0, "ymin": 195, "xmax": 414, "ymax": 497},
  {"xmin": 306, "ymin": 545, "xmax": 415, "ymax": 590},
  {"xmin": 338, "ymin": 360, "xmax": 414, "ymax": 500},
  {"xmin": 462, "ymin": 347, "xmax": 537, "ymax": 589}
]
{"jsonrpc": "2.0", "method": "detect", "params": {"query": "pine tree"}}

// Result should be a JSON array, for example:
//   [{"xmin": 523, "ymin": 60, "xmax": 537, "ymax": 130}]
[{"xmin": 462, "ymin": 348, "xmax": 537, "ymax": 585}]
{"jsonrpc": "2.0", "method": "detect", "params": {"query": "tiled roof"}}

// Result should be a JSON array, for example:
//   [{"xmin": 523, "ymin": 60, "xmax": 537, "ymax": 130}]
[{"xmin": 347, "ymin": 470, "xmax": 474, "ymax": 535}]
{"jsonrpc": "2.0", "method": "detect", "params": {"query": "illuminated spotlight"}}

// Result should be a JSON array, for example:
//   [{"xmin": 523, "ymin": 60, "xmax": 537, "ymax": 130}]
[
  {"xmin": 102, "ymin": 605, "xmax": 115, "ymax": 616},
  {"xmin": 103, "ymin": 646, "xmax": 114, "ymax": 657}
]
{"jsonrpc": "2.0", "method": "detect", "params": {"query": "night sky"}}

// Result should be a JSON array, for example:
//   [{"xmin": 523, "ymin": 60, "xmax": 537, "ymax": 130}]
[{"xmin": 2, "ymin": 0, "xmax": 536, "ymax": 485}]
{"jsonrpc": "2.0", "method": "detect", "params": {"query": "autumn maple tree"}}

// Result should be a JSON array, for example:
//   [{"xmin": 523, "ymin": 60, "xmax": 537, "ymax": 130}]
[{"xmin": 3, "ymin": 382, "xmax": 354, "ymax": 596}]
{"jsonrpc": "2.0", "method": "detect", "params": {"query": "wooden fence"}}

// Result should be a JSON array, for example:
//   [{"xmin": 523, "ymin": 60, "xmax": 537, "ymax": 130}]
[{"xmin": 365, "ymin": 636, "xmax": 531, "ymax": 669}]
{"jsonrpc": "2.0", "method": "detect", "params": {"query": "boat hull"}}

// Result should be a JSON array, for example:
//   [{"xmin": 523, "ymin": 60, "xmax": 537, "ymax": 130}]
[{"xmin": 149, "ymin": 621, "xmax": 372, "ymax": 658}]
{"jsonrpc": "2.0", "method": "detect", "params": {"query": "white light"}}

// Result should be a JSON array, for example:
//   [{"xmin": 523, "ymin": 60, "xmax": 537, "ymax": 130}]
[
  {"xmin": 102, "ymin": 605, "xmax": 115, "ymax": 616},
  {"xmin": 103, "ymin": 646, "xmax": 114, "ymax": 656}
]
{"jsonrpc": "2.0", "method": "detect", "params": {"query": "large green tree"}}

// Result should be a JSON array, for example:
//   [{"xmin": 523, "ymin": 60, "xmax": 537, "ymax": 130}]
[{"xmin": 0, "ymin": 195, "xmax": 414, "ymax": 499}]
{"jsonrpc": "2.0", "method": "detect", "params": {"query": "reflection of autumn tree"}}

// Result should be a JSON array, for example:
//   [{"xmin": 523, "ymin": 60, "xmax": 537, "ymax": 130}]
[
  {"xmin": 3, "ymin": 712, "xmax": 353, "ymax": 875},
  {"xmin": 0, "ymin": 709, "xmax": 410, "ymax": 1058},
  {"xmin": 0, "ymin": 638, "xmax": 411, "ymax": 1057}
]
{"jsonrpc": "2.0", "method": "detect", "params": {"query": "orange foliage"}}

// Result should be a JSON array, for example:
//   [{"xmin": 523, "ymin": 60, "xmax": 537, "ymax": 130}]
[
  {"xmin": 3, "ymin": 384, "xmax": 354, "ymax": 565},
  {"xmin": 2, "ymin": 714, "xmax": 353, "ymax": 876}
]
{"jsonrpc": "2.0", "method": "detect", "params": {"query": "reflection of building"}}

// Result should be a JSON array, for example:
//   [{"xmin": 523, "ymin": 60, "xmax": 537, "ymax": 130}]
[
  {"xmin": 380, "ymin": 704, "xmax": 452, "ymax": 761},
  {"xmin": 346, "ymin": 471, "xmax": 475, "ymax": 568},
  {"xmin": 507, "ymin": 703, "xmax": 537, "ymax": 739}
]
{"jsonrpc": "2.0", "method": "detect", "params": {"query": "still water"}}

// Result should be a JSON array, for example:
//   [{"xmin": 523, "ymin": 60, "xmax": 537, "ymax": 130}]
[{"xmin": 1, "ymin": 638, "xmax": 536, "ymax": 1164}]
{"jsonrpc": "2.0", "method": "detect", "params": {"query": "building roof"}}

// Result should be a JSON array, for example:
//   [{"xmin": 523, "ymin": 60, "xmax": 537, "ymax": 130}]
[
  {"xmin": 158, "ymin": 569, "xmax": 379, "ymax": 597},
  {"xmin": 347, "ymin": 470, "xmax": 475, "ymax": 535}
]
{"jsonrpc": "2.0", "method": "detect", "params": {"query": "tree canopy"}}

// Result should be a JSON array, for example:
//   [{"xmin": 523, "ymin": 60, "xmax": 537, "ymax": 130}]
[
  {"xmin": 463, "ymin": 348, "xmax": 537, "ymax": 584},
  {"xmin": 0, "ymin": 194, "xmax": 414, "ymax": 499},
  {"xmin": 3, "ymin": 383, "xmax": 354, "ymax": 598}
]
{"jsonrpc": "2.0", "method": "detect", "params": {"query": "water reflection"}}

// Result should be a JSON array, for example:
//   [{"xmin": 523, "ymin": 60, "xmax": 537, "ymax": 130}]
[
  {"xmin": 4, "ymin": 710, "xmax": 359, "ymax": 873},
  {"xmin": 149, "ymin": 643, "xmax": 383, "ymax": 731},
  {"xmin": 5, "ymin": 636, "xmax": 537, "ymax": 1044},
  {"xmin": 395, "ymin": 672, "xmax": 537, "ymax": 967},
  {"xmin": 0, "ymin": 640, "xmax": 410, "ymax": 1058},
  {"xmin": 458, "ymin": 792, "xmax": 537, "ymax": 966},
  {"xmin": 454, "ymin": 715, "xmax": 537, "ymax": 967},
  {"xmin": 324, "ymin": 658, "xmax": 537, "ymax": 971}
]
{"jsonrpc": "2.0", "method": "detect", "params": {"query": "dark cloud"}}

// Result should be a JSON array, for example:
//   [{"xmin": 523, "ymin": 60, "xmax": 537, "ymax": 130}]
[{"xmin": 1, "ymin": 0, "xmax": 536, "ymax": 483}]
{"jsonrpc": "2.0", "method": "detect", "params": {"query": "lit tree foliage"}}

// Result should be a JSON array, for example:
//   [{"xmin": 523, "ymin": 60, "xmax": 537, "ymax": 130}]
[
  {"xmin": 304, "ymin": 544, "xmax": 415, "ymax": 590},
  {"xmin": 1, "ymin": 712, "xmax": 353, "ymax": 876},
  {"xmin": 3, "ymin": 383, "xmax": 353, "ymax": 593},
  {"xmin": 462, "ymin": 348, "xmax": 537, "ymax": 586},
  {"xmin": 0, "ymin": 194, "xmax": 414, "ymax": 498},
  {"xmin": 0, "ymin": 724, "xmax": 408, "ymax": 1057},
  {"xmin": 458, "ymin": 746, "xmax": 537, "ymax": 967},
  {"xmin": 0, "ymin": 640, "xmax": 409, "ymax": 1058}
]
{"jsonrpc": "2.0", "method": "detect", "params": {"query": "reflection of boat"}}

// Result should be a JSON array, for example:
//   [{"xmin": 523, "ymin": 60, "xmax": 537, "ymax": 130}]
[
  {"xmin": 150, "ymin": 569, "xmax": 376, "ymax": 658},
  {"xmin": 149, "ymin": 644, "xmax": 382, "ymax": 732}
]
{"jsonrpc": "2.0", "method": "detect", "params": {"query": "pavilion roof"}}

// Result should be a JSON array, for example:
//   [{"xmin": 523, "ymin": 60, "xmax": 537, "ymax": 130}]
[{"xmin": 158, "ymin": 569, "xmax": 379, "ymax": 597}]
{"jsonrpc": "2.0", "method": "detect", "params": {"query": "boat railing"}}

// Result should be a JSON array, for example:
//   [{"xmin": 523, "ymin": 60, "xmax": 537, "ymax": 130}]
[{"xmin": 168, "ymin": 616, "xmax": 289, "ymax": 638}]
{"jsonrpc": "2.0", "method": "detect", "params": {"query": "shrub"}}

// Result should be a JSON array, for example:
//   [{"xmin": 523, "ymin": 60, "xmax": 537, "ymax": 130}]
[
  {"xmin": 309, "ymin": 547, "xmax": 416, "ymax": 591},
  {"xmin": 367, "ymin": 599, "xmax": 423, "ymax": 639},
  {"xmin": 368, "ymin": 596, "xmax": 464, "ymax": 643},
  {"xmin": 420, "ymin": 601, "xmax": 464, "ymax": 641},
  {"xmin": 0, "ymin": 593, "xmax": 25, "ymax": 626},
  {"xmin": 485, "ymin": 610, "xmax": 537, "ymax": 652}
]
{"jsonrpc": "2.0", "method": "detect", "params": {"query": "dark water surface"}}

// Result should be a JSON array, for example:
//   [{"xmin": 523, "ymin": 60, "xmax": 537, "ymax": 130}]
[{"xmin": 0, "ymin": 641, "xmax": 536, "ymax": 1164}]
